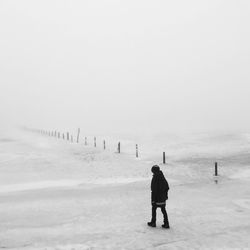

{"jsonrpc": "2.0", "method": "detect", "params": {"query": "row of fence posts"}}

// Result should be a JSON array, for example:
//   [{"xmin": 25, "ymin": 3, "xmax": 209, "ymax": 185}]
[
  {"xmin": 37, "ymin": 129, "xmax": 165, "ymax": 162},
  {"xmin": 38, "ymin": 129, "xmax": 75, "ymax": 143},
  {"xmin": 35, "ymin": 128, "xmax": 219, "ymax": 176}
]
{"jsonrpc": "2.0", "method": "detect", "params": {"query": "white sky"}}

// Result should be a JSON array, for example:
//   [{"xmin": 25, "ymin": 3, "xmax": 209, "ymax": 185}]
[{"xmin": 0, "ymin": 0, "xmax": 250, "ymax": 135}]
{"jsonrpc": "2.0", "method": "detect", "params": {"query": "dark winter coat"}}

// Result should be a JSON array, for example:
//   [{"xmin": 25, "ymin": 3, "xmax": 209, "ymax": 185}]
[{"xmin": 151, "ymin": 170, "xmax": 169, "ymax": 206}]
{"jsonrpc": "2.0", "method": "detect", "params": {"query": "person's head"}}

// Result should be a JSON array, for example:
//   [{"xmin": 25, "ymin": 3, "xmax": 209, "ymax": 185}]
[{"xmin": 151, "ymin": 165, "xmax": 160, "ymax": 174}]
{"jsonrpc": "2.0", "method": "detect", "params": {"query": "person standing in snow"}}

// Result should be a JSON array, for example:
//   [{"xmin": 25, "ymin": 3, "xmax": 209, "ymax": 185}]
[{"xmin": 148, "ymin": 165, "xmax": 170, "ymax": 229}]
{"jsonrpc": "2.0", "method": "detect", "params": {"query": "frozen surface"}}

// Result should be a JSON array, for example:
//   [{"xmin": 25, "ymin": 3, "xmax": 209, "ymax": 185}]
[{"xmin": 0, "ymin": 130, "xmax": 250, "ymax": 249}]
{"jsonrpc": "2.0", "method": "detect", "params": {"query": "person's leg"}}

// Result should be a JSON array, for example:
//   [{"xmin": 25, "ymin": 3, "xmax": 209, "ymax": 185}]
[
  {"xmin": 148, "ymin": 204, "xmax": 157, "ymax": 227},
  {"xmin": 161, "ymin": 205, "xmax": 170, "ymax": 228},
  {"xmin": 151, "ymin": 204, "xmax": 157, "ymax": 223}
]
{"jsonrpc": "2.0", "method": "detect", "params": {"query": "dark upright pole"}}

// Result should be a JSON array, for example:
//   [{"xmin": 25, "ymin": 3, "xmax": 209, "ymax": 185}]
[
  {"xmin": 136, "ymin": 144, "xmax": 138, "ymax": 158},
  {"xmin": 77, "ymin": 128, "xmax": 80, "ymax": 143},
  {"xmin": 215, "ymin": 162, "xmax": 218, "ymax": 176},
  {"xmin": 104, "ymin": 140, "xmax": 106, "ymax": 150},
  {"xmin": 118, "ymin": 142, "xmax": 120, "ymax": 153},
  {"xmin": 163, "ymin": 152, "xmax": 166, "ymax": 164}
]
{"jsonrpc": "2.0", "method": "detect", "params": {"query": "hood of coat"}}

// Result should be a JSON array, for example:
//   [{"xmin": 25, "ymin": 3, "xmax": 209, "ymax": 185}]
[{"xmin": 151, "ymin": 165, "xmax": 161, "ymax": 175}]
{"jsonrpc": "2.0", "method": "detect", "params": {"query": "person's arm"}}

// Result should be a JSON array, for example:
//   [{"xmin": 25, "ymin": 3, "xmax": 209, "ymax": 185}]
[
  {"xmin": 151, "ymin": 175, "xmax": 157, "ymax": 192},
  {"xmin": 151, "ymin": 175, "xmax": 158, "ymax": 202}
]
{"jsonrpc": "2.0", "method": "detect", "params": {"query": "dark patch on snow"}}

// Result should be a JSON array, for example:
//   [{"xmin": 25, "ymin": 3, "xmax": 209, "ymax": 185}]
[{"xmin": 0, "ymin": 138, "xmax": 15, "ymax": 143}]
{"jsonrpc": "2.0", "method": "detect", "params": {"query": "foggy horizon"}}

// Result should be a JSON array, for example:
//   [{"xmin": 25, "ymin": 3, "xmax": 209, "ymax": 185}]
[
  {"xmin": 1, "ymin": 0, "xmax": 250, "ymax": 135},
  {"xmin": 1, "ymin": 2, "xmax": 250, "ymax": 248}
]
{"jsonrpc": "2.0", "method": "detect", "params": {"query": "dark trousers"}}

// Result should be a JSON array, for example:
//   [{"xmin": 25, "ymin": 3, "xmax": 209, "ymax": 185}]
[{"xmin": 151, "ymin": 204, "xmax": 169, "ymax": 225}]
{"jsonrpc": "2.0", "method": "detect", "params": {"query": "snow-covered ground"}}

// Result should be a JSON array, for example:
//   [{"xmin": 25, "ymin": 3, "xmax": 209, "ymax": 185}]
[{"xmin": 0, "ymin": 130, "xmax": 250, "ymax": 249}]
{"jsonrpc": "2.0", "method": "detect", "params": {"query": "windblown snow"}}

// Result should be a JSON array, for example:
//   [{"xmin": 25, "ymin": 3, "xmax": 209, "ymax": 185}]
[{"xmin": 0, "ymin": 130, "xmax": 250, "ymax": 249}]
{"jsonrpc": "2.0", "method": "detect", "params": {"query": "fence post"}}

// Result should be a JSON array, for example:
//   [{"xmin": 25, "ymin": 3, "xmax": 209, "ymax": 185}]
[
  {"xmin": 118, "ymin": 142, "xmax": 120, "ymax": 153},
  {"xmin": 163, "ymin": 152, "xmax": 166, "ymax": 164},
  {"xmin": 62, "ymin": 133, "xmax": 65, "ymax": 140},
  {"xmin": 71, "ymin": 135, "xmax": 73, "ymax": 143},
  {"xmin": 215, "ymin": 162, "xmax": 218, "ymax": 176},
  {"xmin": 67, "ymin": 132, "xmax": 69, "ymax": 141},
  {"xmin": 136, "ymin": 144, "xmax": 138, "ymax": 158},
  {"xmin": 58, "ymin": 132, "xmax": 60, "ymax": 139},
  {"xmin": 94, "ymin": 137, "xmax": 96, "ymax": 147},
  {"xmin": 103, "ymin": 140, "xmax": 106, "ymax": 150},
  {"xmin": 77, "ymin": 128, "xmax": 80, "ymax": 143},
  {"xmin": 85, "ymin": 137, "xmax": 87, "ymax": 145}
]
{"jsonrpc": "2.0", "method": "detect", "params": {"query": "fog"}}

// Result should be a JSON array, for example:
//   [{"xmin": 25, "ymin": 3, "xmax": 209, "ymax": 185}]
[{"xmin": 0, "ymin": 0, "xmax": 250, "ymax": 135}]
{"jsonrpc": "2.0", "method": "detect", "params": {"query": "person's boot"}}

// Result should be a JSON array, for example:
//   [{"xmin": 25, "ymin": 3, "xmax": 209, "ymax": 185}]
[
  {"xmin": 147, "ymin": 221, "xmax": 156, "ymax": 227},
  {"xmin": 162, "ymin": 221, "xmax": 170, "ymax": 229}
]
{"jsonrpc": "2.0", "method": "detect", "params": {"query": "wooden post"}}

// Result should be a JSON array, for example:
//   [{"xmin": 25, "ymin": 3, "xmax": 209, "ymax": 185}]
[
  {"xmin": 136, "ymin": 144, "xmax": 138, "ymax": 158},
  {"xmin": 71, "ymin": 135, "xmax": 73, "ymax": 142},
  {"xmin": 163, "ymin": 152, "xmax": 166, "ymax": 164},
  {"xmin": 62, "ymin": 133, "xmax": 65, "ymax": 140},
  {"xmin": 103, "ymin": 140, "xmax": 106, "ymax": 150},
  {"xmin": 67, "ymin": 132, "xmax": 69, "ymax": 141},
  {"xmin": 118, "ymin": 142, "xmax": 120, "ymax": 153},
  {"xmin": 85, "ymin": 137, "xmax": 87, "ymax": 145},
  {"xmin": 58, "ymin": 132, "xmax": 60, "ymax": 139},
  {"xmin": 215, "ymin": 162, "xmax": 218, "ymax": 176},
  {"xmin": 77, "ymin": 128, "xmax": 80, "ymax": 143},
  {"xmin": 94, "ymin": 137, "xmax": 96, "ymax": 147}
]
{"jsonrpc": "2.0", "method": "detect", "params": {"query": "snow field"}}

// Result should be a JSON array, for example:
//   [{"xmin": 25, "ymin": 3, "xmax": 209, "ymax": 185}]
[{"xmin": 0, "ymin": 131, "xmax": 250, "ymax": 249}]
